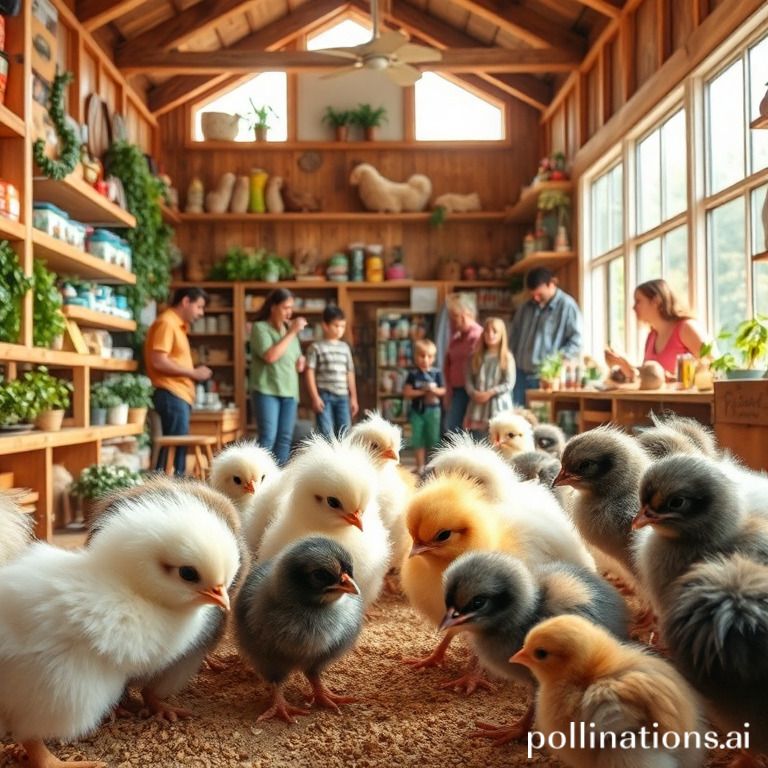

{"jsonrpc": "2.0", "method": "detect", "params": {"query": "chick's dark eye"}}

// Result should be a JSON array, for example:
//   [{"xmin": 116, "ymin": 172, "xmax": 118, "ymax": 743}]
[
  {"xmin": 261, "ymin": 474, "xmax": 266, "ymax": 482},
  {"xmin": 434, "ymin": 529, "xmax": 451, "ymax": 542},
  {"xmin": 666, "ymin": 495, "xmax": 689, "ymax": 512},
  {"xmin": 310, "ymin": 568, "xmax": 336, "ymax": 588},
  {"xmin": 533, "ymin": 648, "xmax": 549, "ymax": 660},
  {"xmin": 327, "ymin": 496, "xmax": 342, "ymax": 509},
  {"xmin": 179, "ymin": 566, "xmax": 200, "ymax": 583},
  {"xmin": 578, "ymin": 459, "xmax": 596, "ymax": 474},
  {"xmin": 371, "ymin": 442, "xmax": 379, "ymax": 451},
  {"xmin": 469, "ymin": 596, "xmax": 487, "ymax": 612},
  {"xmin": 233, "ymin": 476, "xmax": 242, "ymax": 485}
]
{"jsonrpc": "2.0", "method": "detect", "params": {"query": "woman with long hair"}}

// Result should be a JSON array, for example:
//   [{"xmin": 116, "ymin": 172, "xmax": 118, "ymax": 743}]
[
  {"xmin": 605, "ymin": 279, "xmax": 708, "ymax": 381},
  {"xmin": 249, "ymin": 288, "xmax": 306, "ymax": 465}
]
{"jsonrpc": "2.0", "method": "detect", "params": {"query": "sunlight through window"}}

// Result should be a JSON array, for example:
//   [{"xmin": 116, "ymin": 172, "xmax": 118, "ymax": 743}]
[
  {"xmin": 194, "ymin": 72, "xmax": 288, "ymax": 142},
  {"xmin": 415, "ymin": 73, "xmax": 504, "ymax": 141},
  {"xmin": 307, "ymin": 18, "xmax": 372, "ymax": 50}
]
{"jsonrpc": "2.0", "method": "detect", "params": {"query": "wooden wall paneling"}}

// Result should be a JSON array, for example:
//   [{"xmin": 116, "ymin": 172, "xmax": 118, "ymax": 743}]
[
  {"xmin": 550, "ymin": 107, "xmax": 566, "ymax": 155},
  {"xmin": 585, "ymin": 62, "xmax": 600, "ymax": 141},
  {"xmin": 658, "ymin": 0, "xmax": 672, "ymax": 67},
  {"xmin": 606, "ymin": 33, "xmax": 624, "ymax": 116},
  {"xmin": 78, "ymin": 43, "xmax": 99, "ymax": 112},
  {"xmin": 673, "ymin": 1, "xmax": 697, "ymax": 50},
  {"xmin": 619, "ymin": 10, "xmax": 634, "ymax": 107},
  {"xmin": 634, "ymin": 0, "xmax": 660, "ymax": 91},
  {"xmin": 569, "ymin": 79, "xmax": 582, "ymax": 159}
]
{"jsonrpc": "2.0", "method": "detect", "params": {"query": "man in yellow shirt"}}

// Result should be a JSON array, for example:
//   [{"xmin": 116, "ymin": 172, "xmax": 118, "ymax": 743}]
[{"xmin": 144, "ymin": 287, "xmax": 212, "ymax": 475}]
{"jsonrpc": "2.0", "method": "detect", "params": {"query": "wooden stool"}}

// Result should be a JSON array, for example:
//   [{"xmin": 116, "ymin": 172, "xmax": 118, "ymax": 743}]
[{"xmin": 154, "ymin": 435, "xmax": 218, "ymax": 479}]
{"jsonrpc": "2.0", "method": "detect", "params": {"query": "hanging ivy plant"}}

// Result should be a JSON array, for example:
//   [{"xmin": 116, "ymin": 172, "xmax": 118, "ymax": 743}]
[
  {"xmin": 32, "ymin": 259, "xmax": 66, "ymax": 348},
  {"xmin": 104, "ymin": 141, "xmax": 173, "ymax": 344},
  {"xmin": 33, "ymin": 71, "xmax": 80, "ymax": 181},
  {"xmin": 0, "ymin": 240, "xmax": 33, "ymax": 344}
]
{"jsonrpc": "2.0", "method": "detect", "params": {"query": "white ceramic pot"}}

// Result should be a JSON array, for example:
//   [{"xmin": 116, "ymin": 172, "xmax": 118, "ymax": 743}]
[{"xmin": 107, "ymin": 403, "xmax": 129, "ymax": 426}]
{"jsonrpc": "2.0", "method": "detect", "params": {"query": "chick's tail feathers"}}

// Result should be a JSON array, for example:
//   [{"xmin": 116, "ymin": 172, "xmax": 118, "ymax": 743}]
[{"xmin": 664, "ymin": 554, "xmax": 768, "ymax": 684}]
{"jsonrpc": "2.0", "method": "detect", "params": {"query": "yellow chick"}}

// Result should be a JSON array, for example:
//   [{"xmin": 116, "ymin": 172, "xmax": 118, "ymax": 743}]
[
  {"xmin": 489, "ymin": 409, "xmax": 536, "ymax": 460},
  {"xmin": 512, "ymin": 615, "xmax": 704, "ymax": 768},
  {"xmin": 402, "ymin": 472, "xmax": 524, "ymax": 668}
]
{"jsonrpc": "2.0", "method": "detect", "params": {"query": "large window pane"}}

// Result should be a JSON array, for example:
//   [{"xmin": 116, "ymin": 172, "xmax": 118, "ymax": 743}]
[
  {"xmin": 706, "ymin": 60, "xmax": 745, "ymax": 194},
  {"xmin": 637, "ymin": 238, "xmax": 661, "ymax": 282},
  {"xmin": 590, "ymin": 264, "xmax": 607, "ymax": 354},
  {"xmin": 709, "ymin": 198, "xmax": 747, "ymax": 335},
  {"xmin": 751, "ymin": 184, "xmax": 768, "ymax": 256},
  {"xmin": 665, "ymin": 225, "xmax": 689, "ymax": 300},
  {"xmin": 608, "ymin": 258, "xmax": 625, "ymax": 348},
  {"xmin": 748, "ymin": 36, "xmax": 768, "ymax": 173},
  {"xmin": 609, "ymin": 165, "xmax": 623, "ymax": 250},
  {"xmin": 662, "ymin": 110, "xmax": 687, "ymax": 218},
  {"xmin": 591, "ymin": 174, "xmax": 609, "ymax": 257},
  {"xmin": 637, "ymin": 131, "xmax": 661, "ymax": 234}
]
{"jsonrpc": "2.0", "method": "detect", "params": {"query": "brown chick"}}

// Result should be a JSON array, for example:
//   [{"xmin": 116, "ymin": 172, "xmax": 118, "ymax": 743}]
[
  {"xmin": 513, "ymin": 614, "xmax": 704, "ymax": 768},
  {"xmin": 401, "ymin": 472, "xmax": 524, "ymax": 672}
]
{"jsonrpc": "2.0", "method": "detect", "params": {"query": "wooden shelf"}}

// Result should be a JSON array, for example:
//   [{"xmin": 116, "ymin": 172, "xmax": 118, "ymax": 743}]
[
  {"xmin": 31, "ymin": 230, "xmax": 136, "ymax": 284},
  {"xmin": 0, "ymin": 423, "xmax": 143, "ymax": 456},
  {"xmin": 160, "ymin": 202, "xmax": 182, "ymax": 224},
  {"xmin": 0, "ymin": 104, "xmax": 25, "ymax": 138},
  {"xmin": 0, "ymin": 216, "xmax": 25, "ymax": 241},
  {"xmin": 188, "ymin": 332, "xmax": 234, "ymax": 337},
  {"xmin": 0, "ymin": 342, "xmax": 137, "ymax": 370},
  {"xmin": 506, "ymin": 180, "xmax": 572, "ymax": 223},
  {"xmin": 750, "ymin": 115, "xmax": 768, "ymax": 130},
  {"xmin": 61, "ymin": 305, "xmax": 137, "ymax": 332},
  {"xmin": 178, "ymin": 211, "xmax": 508, "ymax": 223},
  {"xmin": 33, "ymin": 173, "xmax": 136, "ymax": 228},
  {"xmin": 186, "ymin": 140, "xmax": 512, "ymax": 152},
  {"xmin": 507, "ymin": 250, "xmax": 576, "ymax": 275}
]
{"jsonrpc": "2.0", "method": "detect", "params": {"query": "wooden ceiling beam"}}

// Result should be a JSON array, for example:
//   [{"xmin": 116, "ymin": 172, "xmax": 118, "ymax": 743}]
[
  {"xmin": 381, "ymin": 1, "xmax": 551, "ymax": 110},
  {"xmin": 568, "ymin": 0, "xmax": 623, "ymax": 19},
  {"xmin": 147, "ymin": 0, "xmax": 349, "ymax": 115},
  {"xmin": 448, "ymin": 0, "xmax": 586, "ymax": 55},
  {"xmin": 116, "ymin": 0, "xmax": 260, "ymax": 67},
  {"xmin": 121, "ymin": 46, "xmax": 578, "ymax": 75},
  {"xmin": 76, "ymin": 0, "xmax": 147, "ymax": 32}
]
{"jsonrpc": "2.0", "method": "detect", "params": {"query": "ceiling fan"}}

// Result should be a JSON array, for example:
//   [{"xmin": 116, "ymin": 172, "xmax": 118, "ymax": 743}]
[{"xmin": 316, "ymin": 0, "xmax": 442, "ymax": 86}]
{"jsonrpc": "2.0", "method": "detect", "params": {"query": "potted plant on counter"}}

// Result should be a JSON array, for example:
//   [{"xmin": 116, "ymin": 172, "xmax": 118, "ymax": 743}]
[
  {"xmin": 90, "ymin": 381, "xmax": 121, "ymax": 426},
  {"xmin": 537, "ymin": 352, "xmax": 564, "ymax": 391},
  {"xmin": 70, "ymin": 463, "xmax": 141, "ymax": 523},
  {"xmin": 709, "ymin": 315, "xmax": 768, "ymax": 380},
  {"xmin": 0, "ymin": 378, "xmax": 37, "ymax": 432},
  {"xmin": 351, "ymin": 103, "xmax": 387, "ymax": 141},
  {"xmin": 247, "ymin": 100, "xmax": 276, "ymax": 141},
  {"xmin": 23, "ymin": 367, "xmax": 72, "ymax": 432},
  {"xmin": 108, "ymin": 373, "xmax": 154, "ymax": 425},
  {"xmin": 322, "ymin": 106, "xmax": 353, "ymax": 142}
]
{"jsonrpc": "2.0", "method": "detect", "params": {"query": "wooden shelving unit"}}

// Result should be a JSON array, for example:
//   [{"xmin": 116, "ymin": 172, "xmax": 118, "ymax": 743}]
[
  {"xmin": 61, "ymin": 305, "xmax": 137, "ymax": 332},
  {"xmin": 0, "ymin": 216, "xmax": 26, "ymax": 241},
  {"xmin": 506, "ymin": 180, "xmax": 572, "ymax": 222},
  {"xmin": 507, "ymin": 250, "xmax": 576, "ymax": 274},
  {"xmin": 0, "ymin": 104, "xmax": 25, "ymax": 138},
  {"xmin": 0, "ymin": 423, "xmax": 144, "ymax": 456},
  {"xmin": 31, "ymin": 230, "xmax": 137, "ymax": 284},
  {"xmin": 179, "ymin": 211, "xmax": 508, "ymax": 223},
  {"xmin": 160, "ymin": 202, "xmax": 182, "ymax": 224},
  {"xmin": 0, "ymin": 342, "xmax": 137, "ymax": 371},
  {"xmin": 185, "ymin": 140, "xmax": 512, "ymax": 152}
]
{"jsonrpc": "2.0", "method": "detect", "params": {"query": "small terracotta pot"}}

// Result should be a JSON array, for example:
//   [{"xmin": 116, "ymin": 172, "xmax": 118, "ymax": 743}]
[
  {"xmin": 35, "ymin": 409, "xmax": 64, "ymax": 432},
  {"xmin": 254, "ymin": 125, "xmax": 268, "ymax": 141},
  {"xmin": 127, "ymin": 406, "xmax": 147, "ymax": 425},
  {"xmin": 335, "ymin": 125, "xmax": 349, "ymax": 142},
  {"xmin": 364, "ymin": 126, "xmax": 377, "ymax": 141}
]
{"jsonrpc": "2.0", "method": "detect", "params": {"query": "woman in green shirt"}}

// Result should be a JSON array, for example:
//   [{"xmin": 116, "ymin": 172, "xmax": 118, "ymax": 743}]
[{"xmin": 249, "ymin": 288, "xmax": 306, "ymax": 465}]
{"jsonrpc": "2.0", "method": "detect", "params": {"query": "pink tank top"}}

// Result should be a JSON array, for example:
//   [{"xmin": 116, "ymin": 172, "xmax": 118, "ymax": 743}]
[{"xmin": 643, "ymin": 323, "xmax": 690, "ymax": 375}]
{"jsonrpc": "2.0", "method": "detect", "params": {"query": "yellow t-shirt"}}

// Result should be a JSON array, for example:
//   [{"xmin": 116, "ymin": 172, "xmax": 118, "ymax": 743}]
[{"xmin": 144, "ymin": 308, "xmax": 195, "ymax": 405}]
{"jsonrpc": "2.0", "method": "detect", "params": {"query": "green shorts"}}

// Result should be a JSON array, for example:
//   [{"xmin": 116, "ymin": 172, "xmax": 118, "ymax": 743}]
[{"xmin": 409, "ymin": 408, "xmax": 441, "ymax": 450}]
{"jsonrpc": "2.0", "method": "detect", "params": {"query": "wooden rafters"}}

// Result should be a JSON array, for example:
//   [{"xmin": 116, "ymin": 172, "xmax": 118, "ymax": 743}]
[
  {"xmin": 569, "ymin": 0, "xmax": 623, "ymax": 19},
  {"xmin": 380, "ymin": 1, "xmax": 551, "ymax": 111},
  {"xmin": 146, "ymin": 0, "xmax": 348, "ymax": 115},
  {"xmin": 116, "ymin": 0, "xmax": 261, "ymax": 68},
  {"xmin": 120, "ymin": 46, "xmax": 579, "ymax": 75},
  {"xmin": 448, "ymin": 0, "xmax": 586, "ymax": 55},
  {"xmin": 76, "ymin": 0, "xmax": 148, "ymax": 32}
]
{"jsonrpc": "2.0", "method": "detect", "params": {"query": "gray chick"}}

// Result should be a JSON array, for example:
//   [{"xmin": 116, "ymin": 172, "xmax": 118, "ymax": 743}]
[
  {"xmin": 532, "ymin": 423, "xmax": 566, "ymax": 458},
  {"xmin": 235, "ymin": 535, "xmax": 363, "ymax": 723},
  {"xmin": 637, "ymin": 413, "xmax": 718, "ymax": 460},
  {"xmin": 554, "ymin": 425, "xmax": 649, "ymax": 576},
  {"xmin": 440, "ymin": 551, "xmax": 628, "ymax": 744},
  {"xmin": 634, "ymin": 454, "xmax": 768, "ymax": 753},
  {"xmin": 509, "ymin": 451, "xmax": 561, "ymax": 487}
]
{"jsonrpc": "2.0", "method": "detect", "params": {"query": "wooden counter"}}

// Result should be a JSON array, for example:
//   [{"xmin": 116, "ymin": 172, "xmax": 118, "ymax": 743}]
[
  {"xmin": 189, "ymin": 407, "xmax": 241, "ymax": 450},
  {"xmin": 526, "ymin": 387, "xmax": 714, "ymax": 433},
  {"xmin": 714, "ymin": 379, "xmax": 768, "ymax": 471}
]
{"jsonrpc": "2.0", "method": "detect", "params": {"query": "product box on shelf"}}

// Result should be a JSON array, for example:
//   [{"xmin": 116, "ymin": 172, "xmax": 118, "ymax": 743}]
[{"xmin": 30, "ymin": 0, "xmax": 57, "ymax": 145}]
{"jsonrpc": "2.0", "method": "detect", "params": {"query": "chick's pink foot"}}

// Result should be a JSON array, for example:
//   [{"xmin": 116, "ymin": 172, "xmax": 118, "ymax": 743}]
[
  {"xmin": 141, "ymin": 688, "xmax": 193, "ymax": 722},
  {"xmin": 21, "ymin": 740, "xmax": 106, "ymax": 768},
  {"xmin": 440, "ymin": 666, "xmax": 496, "ymax": 696},
  {"xmin": 257, "ymin": 688, "xmax": 310, "ymax": 724},
  {"xmin": 307, "ymin": 677, "xmax": 357, "ymax": 712},
  {"xmin": 470, "ymin": 704, "xmax": 535, "ymax": 746},
  {"xmin": 403, "ymin": 634, "xmax": 452, "ymax": 669}
]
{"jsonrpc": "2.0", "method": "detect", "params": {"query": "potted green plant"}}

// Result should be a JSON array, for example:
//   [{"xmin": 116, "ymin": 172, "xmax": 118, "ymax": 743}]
[
  {"xmin": 90, "ymin": 381, "xmax": 121, "ymax": 426},
  {"xmin": 0, "ymin": 378, "xmax": 37, "ymax": 430},
  {"xmin": 247, "ymin": 100, "xmax": 276, "ymax": 141},
  {"xmin": 351, "ymin": 103, "xmax": 387, "ymax": 141},
  {"xmin": 0, "ymin": 240, "xmax": 33, "ymax": 344},
  {"xmin": 32, "ymin": 259, "xmax": 66, "ymax": 348},
  {"xmin": 537, "ymin": 352, "xmax": 564, "ymax": 391},
  {"xmin": 70, "ymin": 463, "xmax": 141, "ymax": 523},
  {"xmin": 107, "ymin": 373, "xmax": 154, "ymax": 425},
  {"xmin": 322, "ymin": 106, "xmax": 353, "ymax": 142},
  {"xmin": 22, "ymin": 366, "xmax": 72, "ymax": 431},
  {"xmin": 714, "ymin": 316, "xmax": 768, "ymax": 380}
]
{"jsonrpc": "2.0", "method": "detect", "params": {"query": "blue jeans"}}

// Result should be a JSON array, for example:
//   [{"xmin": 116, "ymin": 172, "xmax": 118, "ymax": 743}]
[
  {"xmin": 513, "ymin": 373, "xmax": 541, "ymax": 407},
  {"xmin": 315, "ymin": 391, "xmax": 351, "ymax": 439},
  {"xmin": 251, "ymin": 391, "xmax": 297, "ymax": 466},
  {"xmin": 153, "ymin": 388, "xmax": 191, "ymax": 476},
  {"xmin": 445, "ymin": 386, "xmax": 470, "ymax": 433}
]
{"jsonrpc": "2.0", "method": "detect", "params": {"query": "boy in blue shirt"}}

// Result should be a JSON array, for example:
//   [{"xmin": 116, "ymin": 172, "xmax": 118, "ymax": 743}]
[{"xmin": 403, "ymin": 339, "xmax": 446, "ymax": 475}]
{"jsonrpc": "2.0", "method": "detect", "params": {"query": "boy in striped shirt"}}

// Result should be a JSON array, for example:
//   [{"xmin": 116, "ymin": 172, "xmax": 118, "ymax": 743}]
[{"xmin": 305, "ymin": 306, "xmax": 359, "ymax": 438}]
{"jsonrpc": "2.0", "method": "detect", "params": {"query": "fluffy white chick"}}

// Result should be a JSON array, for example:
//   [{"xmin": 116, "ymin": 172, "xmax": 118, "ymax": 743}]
[
  {"xmin": 489, "ymin": 410, "xmax": 535, "ymax": 460},
  {"xmin": 0, "ymin": 489, "xmax": 33, "ymax": 565},
  {"xmin": 209, "ymin": 440, "xmax": 278, "ymax": 519},
  {"xmin": 257, "ymin": 434, "xmax": 390, "ymax": 609},
  {"xmin": 347, "ymin": 411, "xmax": 412, "ymax": 570},
  {"xmin": 0, "ymin": 484, "xmax": 240, "ymax": 768},
  {"xmin": 429, "ymin": 432, "xmax": 595, "ymax": 572}
]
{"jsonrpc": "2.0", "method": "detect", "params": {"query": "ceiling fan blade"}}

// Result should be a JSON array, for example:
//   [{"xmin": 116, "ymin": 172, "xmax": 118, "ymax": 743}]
[
  {"xmin": 320, "ymin": 63, "xmax": 364, "ymax": 80},
  {"xmin": 394, "ymin": 43, "xmax": 443, "ymax": 65},
  {"xmin": 314, "ymin": 46, "xmax": 362, "ymax": 61},
  {"xmin": 386, "ymin": 62, "xmax": 422, "ymax": 87},
  {"xmin": 360, "ymin": 29, "xmax": 409, "ymax": 56}
]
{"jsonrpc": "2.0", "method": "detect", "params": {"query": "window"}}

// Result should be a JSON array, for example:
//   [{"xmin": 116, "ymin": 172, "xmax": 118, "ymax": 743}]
[
  {"xmin": 414, "ymin": 73, "xmax": 504, "ymax": 141},
  {"xmin": 708, "ymin": 198, "xmax": 747, "ymax": 336},
  {"xmin": 193, "ymin": 72, "xmax": 288, "ymax": 142},
  {"xmin": 590, "ymin": 164, "xmax": 623, "ymax": 258},
  {"xmin": 306, "ymin": 18, "xmax": 371, "ymax": 50}
]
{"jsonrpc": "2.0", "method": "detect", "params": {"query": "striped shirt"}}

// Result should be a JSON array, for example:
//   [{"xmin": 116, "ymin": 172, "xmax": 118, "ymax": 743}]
[
  {"xmin": 306, "ymin": 340, "xmax": 354, "ymax": 396},
  {"xmin": 508, "ymin": 289, "xmax": 582, "ymax": 373}
]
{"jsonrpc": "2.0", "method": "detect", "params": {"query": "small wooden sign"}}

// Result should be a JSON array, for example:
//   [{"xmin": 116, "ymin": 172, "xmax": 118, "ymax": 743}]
[{"xmin": 714, "ymin": 380, "xmax": 768, "ymax": 426}]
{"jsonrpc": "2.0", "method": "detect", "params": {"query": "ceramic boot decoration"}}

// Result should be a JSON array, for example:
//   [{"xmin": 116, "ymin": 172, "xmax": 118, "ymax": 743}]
[
  {"xmin": 265, "ymin": 176, "xmax": 284, "ymax": 213},
  {"xmin": 249, "ymin": 168, "xmax": 268, "ymax": 213},
  {"xmin": 230, "ymin": 176, "xmax": 249, "ymax": 213}
]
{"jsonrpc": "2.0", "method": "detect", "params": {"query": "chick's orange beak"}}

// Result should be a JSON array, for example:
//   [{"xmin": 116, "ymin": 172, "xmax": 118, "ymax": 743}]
[
  {"xmin": 331, "ymin": 572, "xmax": 361, "ymax": 596},
  {"xmin": 342, "ymin": 509, "xmax": 364, "ymax": 531},
  {"xmin": 553, "ymin": 468, "xmax": 577, "ymax": 487},
  {"xmin": 409, "ymin": 541, "xmax": 435, "ymax": 557},
  {"xmin": 381, "ymin": 447, "xmax": 398, "ymax": 461},
  {"xmin": 198, "ymin": 585, "xmax": 230, "ymax": 612},
  {"xmin": 438, "ymin": 608, "xmax": 473, "ymax": 632},
  {"xmin": 510, "ymin": 648, "xmax": 532, "ymax": 667},
  {"xmin": 632, "ymin": 504, "xmax": 660, "ymax": 530},
  {"xmin": 243, "ymin": 479, "xmax": 255, "ymax": 494}
]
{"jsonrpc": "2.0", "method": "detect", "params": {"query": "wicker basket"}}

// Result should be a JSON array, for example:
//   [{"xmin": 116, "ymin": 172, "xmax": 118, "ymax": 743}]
[{"xmin": 200, "ymin": 112, "xmax": 240, "ymax": 141}]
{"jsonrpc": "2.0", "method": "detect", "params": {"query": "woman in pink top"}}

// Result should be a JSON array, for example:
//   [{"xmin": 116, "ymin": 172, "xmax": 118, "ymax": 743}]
[{"xmin": 605, "ymin": 279, "xmax": 708, "ymax": 381}]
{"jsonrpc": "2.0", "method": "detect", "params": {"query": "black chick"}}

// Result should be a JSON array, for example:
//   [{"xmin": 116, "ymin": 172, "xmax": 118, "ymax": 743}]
[
  {"xmin": 235, "ymin": 535, "xmax": 363, "ymax": 723},
  {"xmin": 532, "ymin": 423, "xmax": 567, "ymax": 458},
  {"xmin": 440, "ymin": 551, "xmax": 628, "ymax": 744}
]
